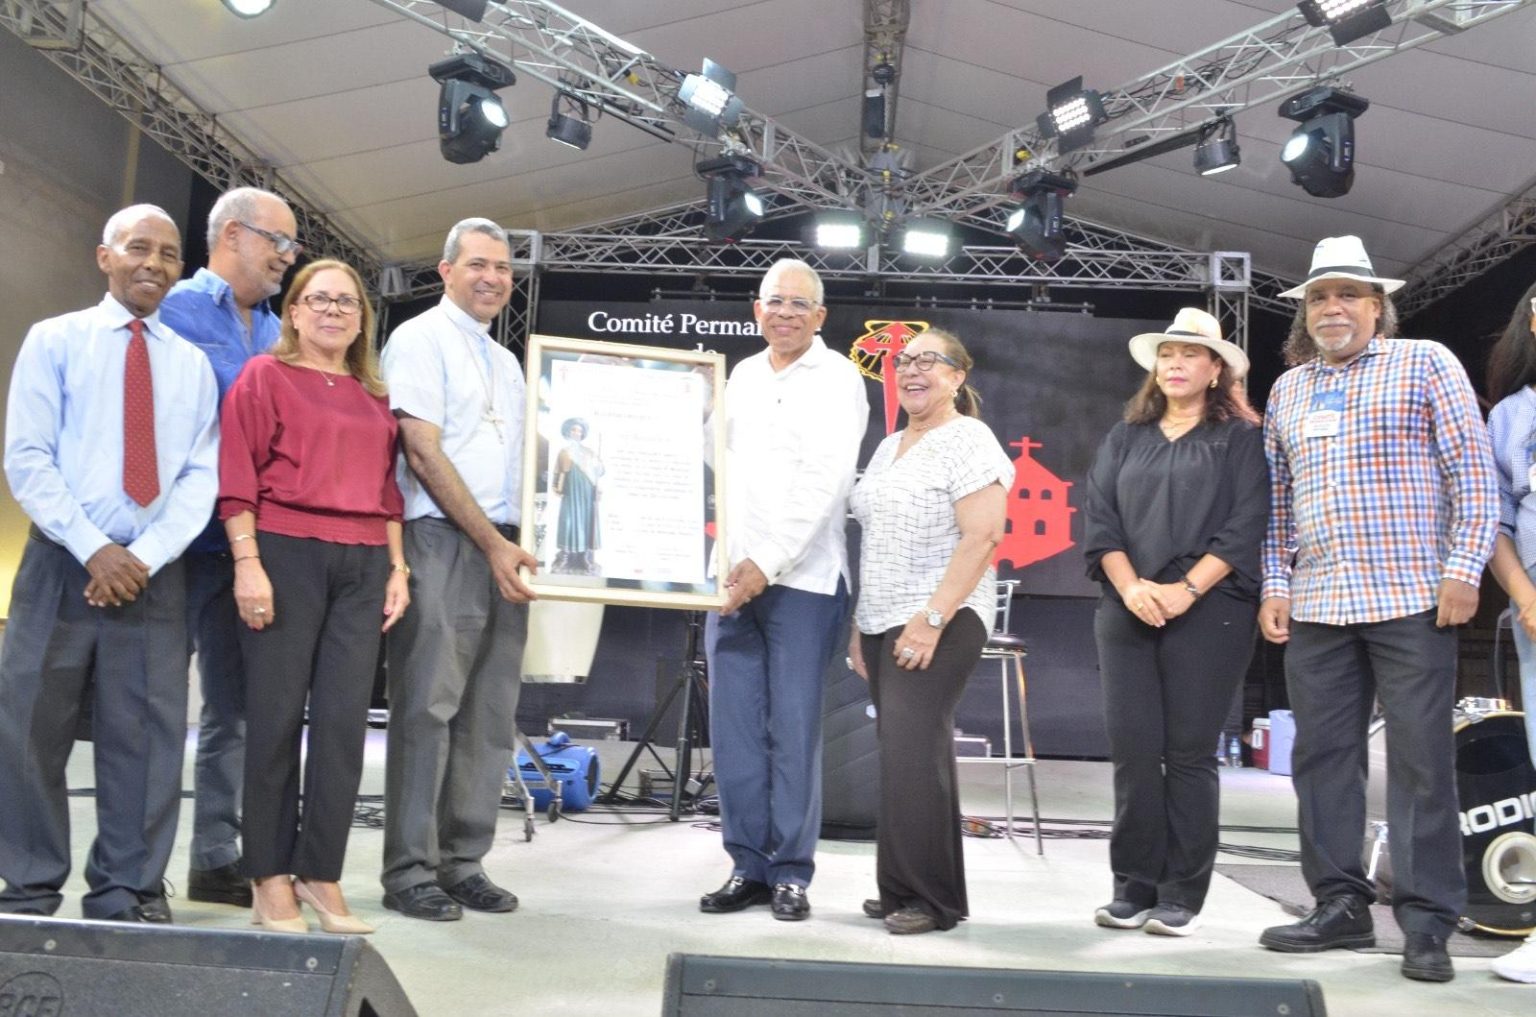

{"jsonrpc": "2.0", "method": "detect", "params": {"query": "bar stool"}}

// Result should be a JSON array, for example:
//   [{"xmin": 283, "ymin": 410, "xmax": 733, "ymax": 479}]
[{"xmin": 959, "ymin": 580, "xmax": 1042, "ymax": 854}]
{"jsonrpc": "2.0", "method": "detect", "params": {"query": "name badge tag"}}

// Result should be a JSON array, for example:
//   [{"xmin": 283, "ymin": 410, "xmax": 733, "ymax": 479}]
[{"xmin": 1303, "ymin": 391, "xmax": 1344, "ymax": 439}]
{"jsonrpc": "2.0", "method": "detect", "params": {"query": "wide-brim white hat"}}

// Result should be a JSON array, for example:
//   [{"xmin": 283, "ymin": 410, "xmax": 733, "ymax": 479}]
[
  {"xmin": 1278, "ymin": 234, "xmax": 1404, "ymax": 299},
  {"xmin": 1128, "ymin": 307, "xmax": 1249, "ymax": 379}
]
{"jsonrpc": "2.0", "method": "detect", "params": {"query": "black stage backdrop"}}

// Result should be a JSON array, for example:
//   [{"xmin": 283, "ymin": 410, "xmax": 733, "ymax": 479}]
[{"xmin": 522, "ymin": 299, "xmax": 1164, "ymax": 759}]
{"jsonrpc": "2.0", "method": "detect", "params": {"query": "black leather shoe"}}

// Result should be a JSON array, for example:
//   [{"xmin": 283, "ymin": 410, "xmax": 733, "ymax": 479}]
[
  {"xmin": 1401, "ymin": 932, "xmax": 1455, "ymax": 982},
  {"xmin": 861, "ymin": 899, "xmax": 885, "ymax": 919},
  {"xmin": 188, "ymin": 861, "xmax": 252, "ymax": 907},
  {"xmin": 383, "ymin": 882, "xmax": 463, "ymax": 921},
  {"xmin": 442, "ymin": 873, "xmax": 518, "ymax": 913},
  {"xmin": 771, "ymin": 883, "xmax": 810, "ymax": 922},
  {"xmin": 1259, "ymin": 896, "xmax": 1374, "ymax": 952},
  {"xmin": 100, "ymin": 905, "xmax": 153, "ymax": 923},
  {"xmin": 137, "ymin": 893, "xmax": 173, "ymax": 924},
  {"xmin": 699, "ymin": 876, "xmax": 772, "ymax": 914}
]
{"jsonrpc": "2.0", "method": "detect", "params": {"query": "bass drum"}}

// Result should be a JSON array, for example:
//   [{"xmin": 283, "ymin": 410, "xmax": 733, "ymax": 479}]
[{"xmin": 1366, "ymin": 699, "xmax": 1536, "ymax": 936}]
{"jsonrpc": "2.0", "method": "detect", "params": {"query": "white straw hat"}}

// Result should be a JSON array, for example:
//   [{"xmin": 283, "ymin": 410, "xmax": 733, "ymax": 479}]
[
  {"xmin": 1278, "ymin": 235, "xmax": 1404, "ymax": 299},
  {"xmin": 1128, "ymin": 307, "xmax": 1249, "ymax": 379}
]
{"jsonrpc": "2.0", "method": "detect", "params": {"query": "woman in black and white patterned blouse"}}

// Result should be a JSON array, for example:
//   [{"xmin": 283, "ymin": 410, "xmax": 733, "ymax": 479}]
[{"xmin": 848, "ymin": 328, "xmax": 1013, "ymax": 935}]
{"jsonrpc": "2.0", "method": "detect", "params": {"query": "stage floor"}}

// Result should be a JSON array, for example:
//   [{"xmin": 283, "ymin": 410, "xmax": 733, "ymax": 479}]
[{"xmin": 49, "ymin": 731, "xmax": 1531, "ymax": 1016}]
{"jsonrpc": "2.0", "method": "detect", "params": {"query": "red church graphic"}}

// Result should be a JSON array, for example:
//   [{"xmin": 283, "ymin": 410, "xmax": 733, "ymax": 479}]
[
  {"xmin": 996, "ymin": 437, "xmax": 1076, "ymax": 571},
  {"xmin": 848, "ymin": 322, "xmax": 1078, "ymax": 574}
]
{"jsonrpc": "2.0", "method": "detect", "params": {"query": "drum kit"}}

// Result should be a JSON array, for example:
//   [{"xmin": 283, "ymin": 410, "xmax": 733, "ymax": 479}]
[{"xmin": 1365, "ymin": 697, "xmax": 1536, "ymax": 936}]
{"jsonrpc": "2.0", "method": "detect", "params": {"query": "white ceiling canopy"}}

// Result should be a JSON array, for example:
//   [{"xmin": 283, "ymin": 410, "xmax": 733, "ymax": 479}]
[{"xmin": 40, "ymin": 0, "xmax": 1536, "ymax": 296}]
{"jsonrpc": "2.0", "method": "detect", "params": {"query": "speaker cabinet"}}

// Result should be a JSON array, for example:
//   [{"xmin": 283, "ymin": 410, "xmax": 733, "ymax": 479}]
[
  {"xmin": 662, "ymin": 953, "xmax": 1327, "ymax": 1017},
  {"xmin": 0, "ymin": 916, "xmax": 415, "ymax": 1016}
]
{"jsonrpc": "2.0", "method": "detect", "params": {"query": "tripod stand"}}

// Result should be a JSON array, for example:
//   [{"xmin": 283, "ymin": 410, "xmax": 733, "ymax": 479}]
[{"xmin": 598, "ymin": 610, "xmax": 712, "ymax": 820}]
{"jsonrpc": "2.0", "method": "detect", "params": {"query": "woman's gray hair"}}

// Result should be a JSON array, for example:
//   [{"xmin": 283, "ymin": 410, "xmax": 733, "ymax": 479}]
[
  {"xmin": 102, "ymin": 204, "xmax": 176, "ymax": 246},
  {"xmin": 443, "ymin": 217, "xmax": 510, "ymax": 264}
]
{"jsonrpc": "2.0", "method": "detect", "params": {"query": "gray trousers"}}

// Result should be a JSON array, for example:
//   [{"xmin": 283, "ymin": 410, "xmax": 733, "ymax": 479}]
[
  {"xmin": 382, "ymin": 518, "xmax": 526, "ymax": 894},
  {"xmin": 0, "ymin": 533, "xmax": 187, "ymax": 918}
]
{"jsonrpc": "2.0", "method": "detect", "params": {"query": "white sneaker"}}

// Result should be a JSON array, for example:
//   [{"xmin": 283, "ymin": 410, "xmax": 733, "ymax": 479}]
[{"xmin": 1491, "ymin": 937, "xmax": 1536, "ymax": 984}]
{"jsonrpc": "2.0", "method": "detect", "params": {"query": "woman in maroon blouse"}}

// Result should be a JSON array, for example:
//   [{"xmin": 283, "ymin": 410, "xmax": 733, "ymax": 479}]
[{"xmin": 219, "ymin": 259, "xmax": 408, "ymax": 934}]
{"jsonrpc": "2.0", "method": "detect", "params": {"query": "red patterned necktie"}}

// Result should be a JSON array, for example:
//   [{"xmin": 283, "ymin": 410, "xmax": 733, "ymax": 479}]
[{"xmin": 123, "ymin": 318, "xmax": 160, "ymax": 506}]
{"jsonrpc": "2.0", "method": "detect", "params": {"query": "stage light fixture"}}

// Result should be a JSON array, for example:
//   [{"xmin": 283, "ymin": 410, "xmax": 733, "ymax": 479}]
[
  {"xmin": 430, "ymin": 53, "xmax": 516, "ymax": 165},
  {"xmin": 1194, "ymin": 117, "xmax": 1241, "ymax": 176},
  {"xmin": 697, "ymin": 155, "xmax": 763, "ymax": 244},
  {"xmin": 1279, "ymin": 85, "xmax": 1368, "ymax": 198},
  {"xmin": 220, "ymin": 0, "xmax": 275, "ymax": 16},
  {"xmin": 437, "ymin": 0, "xmax": 489, "ymax": 20},
  {"xmin": 862, "ymin": 89, "xmax": 887, "ymax": 139},
  {"xmin": 812, "ymin": 212, "xmax": 867, "ymax": 250},
  {"xmin": 1297, "ymin": 0, "xmax": 1391, "ymax": 45},
  {"xmin": 1035, "ymin": 76, "xmax": 1109, "ymax": 153},
  {"xmin": 1006, "ymin": 170, "xmax": 1076, "ymax": 263},
  {"xmin": 679, "ymin": 59, "xmax": 744, "ymax": 138},
  {"xmin": 900, "ymin": 219, "xmax": 954, "ymax": 260},
  {"xmin": 547, "ymin": 93, "xmax": 592, "ymax": 151}
]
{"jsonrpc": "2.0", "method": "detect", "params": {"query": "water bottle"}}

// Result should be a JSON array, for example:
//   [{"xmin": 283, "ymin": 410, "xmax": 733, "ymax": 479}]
[{"xmin": 1226, "ymin": 734, "xmax": 1242, "ymax": 768}]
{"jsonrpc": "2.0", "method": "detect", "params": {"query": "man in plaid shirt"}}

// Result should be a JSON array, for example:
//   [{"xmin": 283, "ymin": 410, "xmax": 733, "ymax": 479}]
[{"xmin": 1257, "ymin": 236, "xmax": 1497, "ymax": 983}]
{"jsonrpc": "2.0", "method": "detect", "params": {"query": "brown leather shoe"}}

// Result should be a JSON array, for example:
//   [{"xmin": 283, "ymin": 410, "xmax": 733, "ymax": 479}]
[{"xmin": 884, "ymin": 907, "xmax": 938, "ymax": 935}]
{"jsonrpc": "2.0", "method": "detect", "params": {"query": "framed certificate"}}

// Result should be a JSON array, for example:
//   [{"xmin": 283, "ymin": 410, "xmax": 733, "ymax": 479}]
[{"xmin": 520, "ymin": 335, "xmax": 727, "ymax": 609}]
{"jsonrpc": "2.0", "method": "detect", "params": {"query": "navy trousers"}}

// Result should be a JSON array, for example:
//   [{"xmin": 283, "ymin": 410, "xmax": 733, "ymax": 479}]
[{"xmin": 706, "ymin": 580, "xmax": 848, "ymax": 888}]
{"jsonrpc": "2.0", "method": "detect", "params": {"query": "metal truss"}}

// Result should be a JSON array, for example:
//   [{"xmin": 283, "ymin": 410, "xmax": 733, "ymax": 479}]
[
  {"xmin": 860, "ymin": 0, "xmax": 909, "ymax": 157},
  {"xmin": 366, "ymin": 0, "xmax": 868, "ymax": 209},
  {"xmin": 0, "ymin": 0, "xmax": 377, "ymax": 276},
  {"xmin": 903, "ymin": 0, "xmax": 1536, "ymax": 219},
  {"xmin": 1395, "ymin": 177, "xmax": 1536, "ymax": 319}
]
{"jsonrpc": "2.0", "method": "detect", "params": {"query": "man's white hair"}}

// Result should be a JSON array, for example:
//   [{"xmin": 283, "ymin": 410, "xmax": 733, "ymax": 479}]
[
  {"xmin": 758, "ymin": 258, "xmax": 824, "ymax": 305},
  {"xmin": 101, "ymin": 204, "xmax": 177, "ymax": 247},
  {"xmin": 205, "ymin": 187, "xmax": 290, "ymax": 249}
]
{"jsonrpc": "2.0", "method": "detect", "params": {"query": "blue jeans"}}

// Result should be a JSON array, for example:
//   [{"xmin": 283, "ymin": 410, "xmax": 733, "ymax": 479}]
[
  {"xmin": 1505, "ymin": 599, "xmax": 1536, "ymax": 765},
  {"xmin": 705, "ymin": 580, "xmax": 848, "ymax": 888},
  {"xmin": 185, "ymin": 550, "xmax": 246, "ymax": 870}
]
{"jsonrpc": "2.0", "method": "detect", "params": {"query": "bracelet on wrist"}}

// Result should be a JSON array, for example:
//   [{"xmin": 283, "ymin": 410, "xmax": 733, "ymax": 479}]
[
  {"xmin": 230, "ymin": 533, "xmax": 255, "ymax": 544},
  {"xmin": 391, "ymin": 562, "xmax": 411, "ymax": 576},
  {"xmin": 234, "ymin": 554, "xmax": 260, "ymax": 564},
  {"xmin": 1181, "ymin": 575, "xmax": 1202, "ymax": 598}
]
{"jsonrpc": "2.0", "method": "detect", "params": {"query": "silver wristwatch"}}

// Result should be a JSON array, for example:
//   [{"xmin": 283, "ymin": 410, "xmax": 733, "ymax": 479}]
[{"xmin": 924, "ymin": 608, "xmax": 945, "ymax": 629}]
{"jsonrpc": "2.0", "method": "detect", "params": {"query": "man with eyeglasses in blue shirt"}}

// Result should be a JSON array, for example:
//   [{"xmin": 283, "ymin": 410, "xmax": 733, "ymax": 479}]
[
  {"xmin": 699, "ymin": 258, "xmax": 868, "ymax": 921},
  {"xmin": 159, "ymin": 186, "xmax": 299, "ymax": 909}
]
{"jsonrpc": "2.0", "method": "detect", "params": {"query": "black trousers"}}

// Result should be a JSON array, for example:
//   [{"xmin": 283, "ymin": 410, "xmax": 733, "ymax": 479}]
[
  {"xmin": 863, "ymin": 611, "xmax": 987, "ymax": 930},
  {"xmin": 1094, "ymin": 591, "xmax": 1256, "ymax": 912},
  {"xmin": 239, "ymin": 534, "xmax": 388, "ymax": 881},
  {"xmin": 1285, "ymin": 611, "xmax": 1465, "ymax": 936}
]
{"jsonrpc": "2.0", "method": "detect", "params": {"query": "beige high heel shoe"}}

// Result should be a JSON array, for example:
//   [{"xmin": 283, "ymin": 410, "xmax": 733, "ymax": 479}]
[
  {"xmin": 294, "ymin": 879, "xmax": 374, "ymax": 935},
  {"xmin": 250, "ymin": 879, "xmax": 308, "ymax": 934}
]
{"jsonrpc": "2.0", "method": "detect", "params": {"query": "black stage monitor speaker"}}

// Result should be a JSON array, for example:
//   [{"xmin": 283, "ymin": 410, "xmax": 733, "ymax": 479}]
[
  {"xmin": 662, "ymin": 954, "xmax": 1327, "ymax": 1017},
  {"xmin": 0, "ymin": 916, "xmax": 416, "ymax": 1016}
]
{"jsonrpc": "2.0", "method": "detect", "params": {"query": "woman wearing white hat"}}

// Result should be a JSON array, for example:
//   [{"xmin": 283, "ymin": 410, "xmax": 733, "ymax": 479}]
[
  {"xmin": 1481, "ymin": 279, "xmax": 1536, "ymax": 985},
  {"xmin": 1083, "ymin": 307, "xmax": 1268, "ymax": 936}
]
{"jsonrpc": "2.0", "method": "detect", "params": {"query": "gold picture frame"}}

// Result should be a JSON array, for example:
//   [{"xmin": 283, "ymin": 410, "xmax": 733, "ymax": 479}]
[{"xmin": 519, "ymin": 334, "xmax": 727, "ymax": 609}]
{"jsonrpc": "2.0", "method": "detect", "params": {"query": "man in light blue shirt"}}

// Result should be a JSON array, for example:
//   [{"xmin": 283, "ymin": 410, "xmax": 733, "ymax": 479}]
[
  {"xmin": 0, "ymin": 204, "xmax": 219, "ymax": 922},
  {"xmin": 378, "ymin": 218, "xmax": 536, "ymax": 921},
  {"xmin": 159, "ymin": 186, "xmax": 297, "ymax": 908}
]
